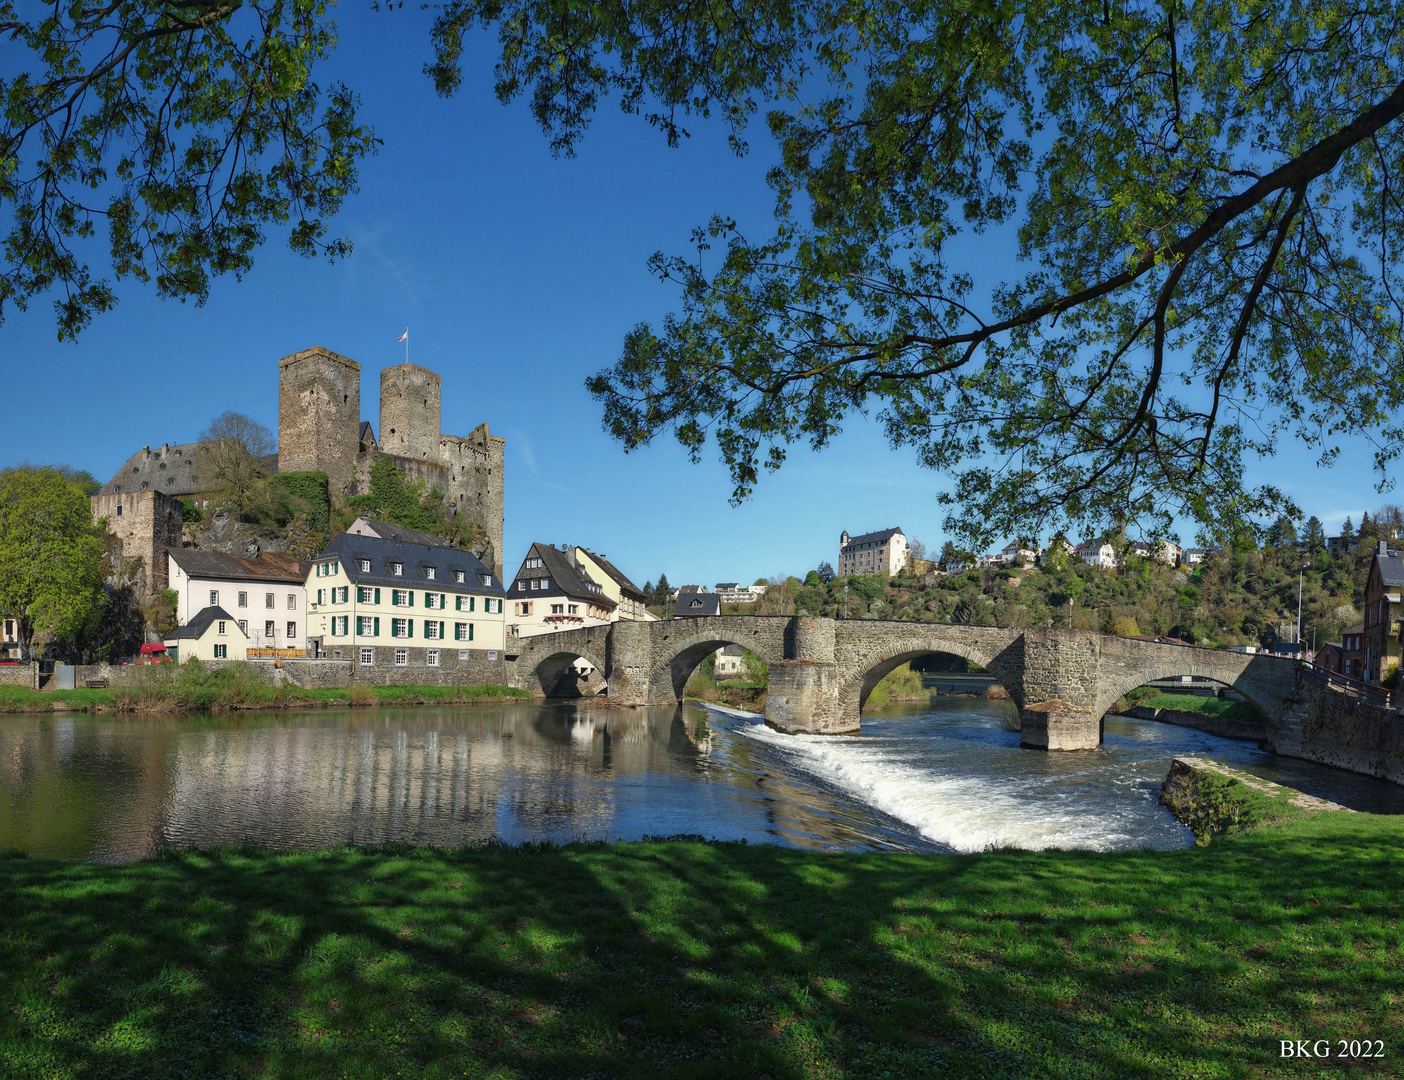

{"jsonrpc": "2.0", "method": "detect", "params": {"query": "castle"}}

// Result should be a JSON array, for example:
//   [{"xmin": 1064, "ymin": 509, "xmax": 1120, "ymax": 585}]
[{"xmin": 96, "ymin": 346, "xmax": 505, "ymax": 596}]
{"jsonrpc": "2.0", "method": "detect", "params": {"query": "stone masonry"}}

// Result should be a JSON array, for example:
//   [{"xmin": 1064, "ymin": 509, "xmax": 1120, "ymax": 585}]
[
  {"xmin": 89, "ymin": 489, "xmax": 185, "ymax": 599},
  {"xmin": 379, "ymin": 363, "xmax": 441, "ymax": 461},
  {"xmin": 499, "ymin": 616, "xmax": 1351, "ymax": 763},
  {"xmin": 277, "ymin": 345, "xmax": 363, "ymax": 496}
]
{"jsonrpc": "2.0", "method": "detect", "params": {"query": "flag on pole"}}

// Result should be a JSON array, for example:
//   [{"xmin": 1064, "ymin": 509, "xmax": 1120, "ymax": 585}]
[{"xmin": 397, "ymin": 329, "xmax": 408, "ymax": 342}]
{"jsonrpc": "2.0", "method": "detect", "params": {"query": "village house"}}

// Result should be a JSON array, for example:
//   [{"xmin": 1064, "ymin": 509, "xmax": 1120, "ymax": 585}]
[
  {"xmin": 167, "ymin": 549, "xmax": 307, "ymax": 655},
  {"xmin": 674, "ymin": 592, "xmax": 722, "ymax": 618},
  {"xmin": 1362, "ymin": 540, "xmax": 1403, "ymax": 682},
  {"xmin": 716, "ymin": 583, "xmax": 768, "ymax": 604},
  {"xmin": 1179, "ymin": 547, "xmax": 1207, "ymax": 567},
  {"xmin": 305, "ymin": 532, "xmax": 506, "ymax": 665},
  {"xmin": 714, "ymin": 644, "xmax": 746, "ymax": 677},
  {"xmin": 164, "ymin": 606, "xmax": 247, "ymax": 663},
  {"xmin": 1077, "ymin": 540, "xmax": 1117, "ymax": 569},
  {"xmin": 506, "ymin": 543, "xmax": 617, "ymax": 638},
  {"xmin": 838, "ymin": 527, "xmax": 909, "ymax": 576},
  {"xmin": 572, "ymin": 548, "xmax": 653, "ymax": 621}
]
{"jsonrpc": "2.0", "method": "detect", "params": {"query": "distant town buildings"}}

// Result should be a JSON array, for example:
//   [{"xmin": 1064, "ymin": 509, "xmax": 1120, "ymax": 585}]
[
  {"xmin": 715, "ymin": 583, "xmax": 768, "ymax": 604},
  {"xmin": 1363, "ymin": 540, "xmax": 1402, "ymax": 682},
  {"xmin": 838, "ymin": 527, "xmax": 909, "ymax": 576},
  {"xmin": 674, "ymin": 592, "xmax": 721, "ymax": 618}
]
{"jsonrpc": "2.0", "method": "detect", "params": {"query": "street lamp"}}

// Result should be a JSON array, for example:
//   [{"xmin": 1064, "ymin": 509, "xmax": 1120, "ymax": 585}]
[{"xmin": 1297, "ymin": 561, "xmax": 1310, "ymax": 661}]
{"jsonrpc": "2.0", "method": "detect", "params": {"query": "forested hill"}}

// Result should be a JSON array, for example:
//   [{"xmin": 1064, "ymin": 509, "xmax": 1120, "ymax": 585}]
[{"xmin": 754, "ymin": 541, "xmax": 1380, "ymax": 652}]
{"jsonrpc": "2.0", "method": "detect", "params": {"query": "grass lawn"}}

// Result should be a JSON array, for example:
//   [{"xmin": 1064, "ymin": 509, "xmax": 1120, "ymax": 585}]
[
  {"xmin": 3, "ymin": 814, "xmax": 1401, "ymax": 1078},
  {"xmin": 1139, "ymin": 694, "xmax": 1260, "ymax": 723}
]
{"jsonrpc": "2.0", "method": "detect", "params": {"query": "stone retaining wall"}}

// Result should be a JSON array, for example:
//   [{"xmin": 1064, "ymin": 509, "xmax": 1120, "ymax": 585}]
[
  {"xmin": 1293, "ymin": 680, "xmax": 1404, "ymax": 784},
  {"xmin": 1121, "ymin": 704, "xmax": 1265, "ymax": 742},
  {"xmin": 0, "ymin": 663, "xmax": 35, "ymax": 688}
]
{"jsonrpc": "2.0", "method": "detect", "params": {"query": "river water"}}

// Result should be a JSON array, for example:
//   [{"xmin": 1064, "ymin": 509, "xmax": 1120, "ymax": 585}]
[{"xmin": 2, "ymin": 697, "xmax": 1401, "ymax": 862}]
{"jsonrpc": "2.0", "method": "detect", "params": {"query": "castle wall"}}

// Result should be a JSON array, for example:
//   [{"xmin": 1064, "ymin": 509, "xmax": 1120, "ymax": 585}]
[
  {"xmin": 90, "ymin": 490, "xmax": 185, "ymax": 598},
  {"xmin": 441, "ymin": 422, "xmax": 505, "ymax": 579},
  {"xmin": 379, "ymin": 363, "xmax": 441, "ymax": 461},
  {"xmin": 278, "ymin": 346, "xmax": 361, "ymax": 496}
]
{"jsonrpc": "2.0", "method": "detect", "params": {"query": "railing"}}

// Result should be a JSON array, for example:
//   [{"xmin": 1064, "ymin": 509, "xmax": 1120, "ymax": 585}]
[{"xmin": 1300, "ymin": 661, "xmax": 1395, "ymax": 710}]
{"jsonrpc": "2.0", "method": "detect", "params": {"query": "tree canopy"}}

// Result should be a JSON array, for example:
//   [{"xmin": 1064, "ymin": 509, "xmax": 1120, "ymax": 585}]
[
  {"xmin": 0, "ymin": 466, "xmax": 104, "ymax": 657},
  {"xmin": 1, "ymin": 0, "xmax": 377, "ymax": 339},
  {"xmin": 428, "ymin": 0, "xmax": 1404, "ymax": 545}
]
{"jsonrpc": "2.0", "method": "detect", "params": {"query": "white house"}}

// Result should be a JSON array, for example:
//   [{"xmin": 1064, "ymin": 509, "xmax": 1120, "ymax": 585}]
[
  {"xmin": 1078, "ymin": 541, "xmax": 1117, "ymax": 569},
  {"xmin": 164, "ymin": 606, "xmax": 247, "ymax": 663},
  {"xmin": 838, "ymin": 527, "xmax": 909, "ymax": 576},
  {"xmin": 507, "ymin": 543, "xmax": 617, "ymax": 638},
  {"xmin": 167, "ymin": 550, "xmax": 306, "ymax": 654}
]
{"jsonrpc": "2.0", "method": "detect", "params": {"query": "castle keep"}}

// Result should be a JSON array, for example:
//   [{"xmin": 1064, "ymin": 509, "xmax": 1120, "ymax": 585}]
[{"xmin": 98, "ymin": 346, "xmax": 505, "ymax": 594}]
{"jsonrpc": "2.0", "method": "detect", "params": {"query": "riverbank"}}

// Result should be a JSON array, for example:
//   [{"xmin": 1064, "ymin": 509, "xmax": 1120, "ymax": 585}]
[
  {"xmin": 2, "ymin": 811, "xmax": 1399, "ymax": 1078},
  {"xmin": 0, "ymin": 675, "xmax": 531, "ymax": 714}
]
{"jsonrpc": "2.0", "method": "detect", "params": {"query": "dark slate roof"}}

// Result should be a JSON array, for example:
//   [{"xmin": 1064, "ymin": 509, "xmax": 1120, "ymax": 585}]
[
  {"xmin": 169, "ymin": 549, "xmax": 304, "ymax": 584},
  {"xmin": 715, "ymin": 582, "xmax": 739, "ymax": 591},
  {"xmin": 167, "ymin": 606, "xmax": 242, "ymax": 640},
  {"xmin": 841, "ymin": 527, "xmax": 903, "ymax": 549},
  {"xmin": 510, "ymin": 543, "xmax": 614, "ymax": 605},
  {"xmin": 318, "ymin": 531, "xmax": 504, "ymax": 594},
  {"xmin": 359, "ymin": 421, "xmax": 378, "ymax": 452},
  {"xmin": 101, "ymin": 441, "xmax": 277, "ymax": 497},
  {"xmin": 674, "ymin": 592, "xmax": 721, "ymax": 618},
  {"xmin": 1373, "ymin": 543, "xmax": 1404, "ymax": 588},
  {"xmin": 346, "ymin": 518, "xmax": 451, "ymax": 548},
  {"xmin": 580, "ymin": 548, "xmax": 647, "ymax": 601}
]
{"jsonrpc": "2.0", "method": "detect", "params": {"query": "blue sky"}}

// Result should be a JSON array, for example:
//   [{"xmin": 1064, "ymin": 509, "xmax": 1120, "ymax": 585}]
[{"xmin": 2, "ymin": 7, "xmax": 1395, "ymax": 588}]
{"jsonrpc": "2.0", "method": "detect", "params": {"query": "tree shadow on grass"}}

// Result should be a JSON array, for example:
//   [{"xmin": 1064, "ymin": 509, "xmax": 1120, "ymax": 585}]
[{"xmin": 0, "ymin": 814, "xmax": 1400, "ymax": 1078}]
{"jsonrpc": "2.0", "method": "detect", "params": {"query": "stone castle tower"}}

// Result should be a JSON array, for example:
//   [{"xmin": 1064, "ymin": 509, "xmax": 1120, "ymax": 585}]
[
  {"xmin": 277, "ymin": 346, "xmax": 361, "ymax": 496},
  {"xmin": 275, "ymin": 347, "xmax": 505, "ymax": 577}
]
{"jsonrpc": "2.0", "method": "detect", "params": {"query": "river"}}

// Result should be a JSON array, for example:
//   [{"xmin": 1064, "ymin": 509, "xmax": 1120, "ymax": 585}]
[{"xmin": 2, "ymin": 697, "xmax": 1401, "ymax": 862}]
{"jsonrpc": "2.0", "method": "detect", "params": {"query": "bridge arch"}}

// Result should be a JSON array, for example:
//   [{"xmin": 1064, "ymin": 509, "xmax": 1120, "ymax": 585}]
[
  {"xmin": 1093, "ymin": 657, "xmax": 1281, "ymax": 728},
  {"xmin": 528, "ymin": 646, "xmax": 609, "ymax": 698},
  {"xmin": 650, "ymin": 623, "xmax": 786, "ymax": 702},
  {"xmin": 835, "ymin": 635, "xmax": 1011, "ymax": 726}
]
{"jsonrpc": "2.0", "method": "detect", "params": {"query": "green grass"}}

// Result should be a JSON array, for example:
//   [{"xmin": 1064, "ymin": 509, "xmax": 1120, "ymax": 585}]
[
  {"xmin": 4, "ymin": 814, "xmax": 1401, "ymax": 1078},
  {"xmin": 0, "ymin": 663, "xmax": 529, "ymax": 714},
  {"xmin": 1137, "ymin": 693, "xmax": 1259, "ymax": 724},
  {"xmin": 864, "ymin": 662, "xmax": 929, "ymax": 709}
]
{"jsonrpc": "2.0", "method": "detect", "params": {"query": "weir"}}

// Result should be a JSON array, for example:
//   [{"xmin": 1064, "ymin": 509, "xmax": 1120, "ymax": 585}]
[{"xmin": 501, "ymin": 616, "xmax": 1404, "ymax": 786}]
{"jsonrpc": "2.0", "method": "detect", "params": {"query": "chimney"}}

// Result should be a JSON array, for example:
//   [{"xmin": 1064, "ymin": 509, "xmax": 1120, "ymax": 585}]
[{"xmin": 1380, "ymin": 539, "xmax": 1389, "ymax": 556}]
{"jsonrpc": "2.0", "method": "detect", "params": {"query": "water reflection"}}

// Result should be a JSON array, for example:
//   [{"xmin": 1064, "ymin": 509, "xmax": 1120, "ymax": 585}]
[{"xmin": 4, "ymin": 699, "xmax": 1401, "ymax": 863}]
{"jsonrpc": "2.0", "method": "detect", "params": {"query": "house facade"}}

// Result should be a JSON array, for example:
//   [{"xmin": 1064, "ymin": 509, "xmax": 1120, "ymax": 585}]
[
  {"xmin": 506, "ymin": 543, "xmax": 617, "ymax": 638},
  {"xmin": 167, "ymin": 550, "xmax": 307, "ymax": 655},
  {"xmin": 1362, "ymin": 540, "xmax": 1404, "ymax": 682},
  {"xmin": 1078, "ymin": 541, "xmax": 1117, "ymax": 569},
  {"xmin": 838, "ymin": 527, "xmax": 909, "ymax": 576},
  {"xmin": 674, "ymin": 592, "xmax": 721, "ymax": 618},
  {"xmin": 164, "ymin": 606, "xmax": 247, "ymax": 663},
  {"xmin": 1180, "ymin": 548, "xmax": 1207, "ymax": 567},
  {"xmin": 305, "ymin": 532, "xmax": 506, "ymax": 665},
  {"xmin": 1341, "ymin": 621, "xmax": 1365, "ymax": 679},
  {"xmin": 716, "ymin": 583, "xmax": 767, "ymax": 604},
  {"xmin": 573, "ymin": 548, "xmax": 651, "ymax": 621}
]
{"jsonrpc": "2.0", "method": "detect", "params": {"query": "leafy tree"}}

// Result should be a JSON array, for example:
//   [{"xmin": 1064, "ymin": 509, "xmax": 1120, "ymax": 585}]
[
  {"xmin": 908, "ymin": 538, "xmax": 927, "ymax": 562},
  {"xmin": 804, "ymin": 569, "xmax": 822, "ymax": 587},
  {"xmin": 429, "ymin": 2, "xmax": 1404, "ymax": 544},
  {"xmin": 816, "ymin": 560, "xmax": 835, "ymax": 582},
  {"xmin": 2, "ymin": 2, "xmax": 377, "ymax": 339},
  {"xmin": 0, "ymin": 467, "xmax": 104, "ymax": 657}
]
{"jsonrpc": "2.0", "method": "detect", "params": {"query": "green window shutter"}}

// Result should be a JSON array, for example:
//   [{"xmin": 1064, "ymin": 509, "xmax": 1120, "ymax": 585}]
[
  {"xmin": 471, "ymin": 596, "xmax": 476, "ymax": 612},
  {"xmin": 375, "ymin": 588, "xmax": 380, "ymax": 604},
  {"xmin": 408, "ymin": 619, "xmax": 414, "ymax": 638},
  {"xmin": 469, "ymin": 623, "xmax": 474, "ymax": 641},
  {"xmin": 439, "ymin": 621, "xmax": 445, "ymax": 639},
  {"xmin": 374, "ymin": 617, "xmax": 380, "ymax": 636},
  {"xmin": 440, "ymin": 593, "xmax": 446, "ymax": 609},
  {"xmin": 409, "ymin": 591, "xmax": 415, "ymax": 607}
]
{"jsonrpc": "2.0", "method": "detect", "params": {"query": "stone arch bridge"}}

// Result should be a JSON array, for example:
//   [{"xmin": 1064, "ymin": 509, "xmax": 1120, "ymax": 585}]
[{"xmin": 504, "ymin": 616, "xmax": 1313, "ymax": 752}]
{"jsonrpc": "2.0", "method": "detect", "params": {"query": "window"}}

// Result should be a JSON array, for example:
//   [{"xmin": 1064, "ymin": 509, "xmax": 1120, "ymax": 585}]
[
  {"xmin": 357, "ymin": 586, "xmax": 371, "ymax": 602},
  {"xmin": 214, "ymin": 644, "xmax": 227, "ymax": 659},
  {"xmin": 359, "ymin": 559, "xmax": 371, "ymax": 572},
  {"xmin": 425, "ymin": 593, "xmax": 441, "ymax": 610},
  {"xmin": 116, "ymin": 504, "xmax": 122, "ymax": 516},
  {"xmin": 392, "ymin": 618, "xmax": 408, "ymax": 638},
  {"xmin": 287, "ymin": 621, "xmax": 296, "ymax": 639},
  {"xmin": 487, "ymin": 599, "xmax": 501, "ymax": 614},
  {"xmin": 265, "ymin": 620, "xmax": 276, "ymax": 638},
  {"xmin": 425, "ymin": 621, "xmax": 440, "ymax": 639},
  {"xmin": 394, "ymin": 648, "xmax": 408, "ymax": 666},
  {"xmin": 391, "ymin": 562, "xmax": 403, "ymax": 576},
  {"xmin": 551, "ymin": 604, "xmax": 564, "ymax": 614},
  {"xmin": 459, "ymin": 650, "xmax": 469, "ymax": 660},
  {"xmin": 238, "ymin": 591, "xmax": 247, "ymax": 608},
  {"xmin": 357, "ymin": 616, "xmax": 376, "ymax": 636},
  {"xmin": 517, "ymin": 581, "xmax": 525, "ymax": 591},
  {"xmin": 455, "ymin": 622, "xmax": 469, "ymax": 640},
  {"xmin": 238, "ymin": 620, "xmax": 248, "ymax": 634},
  {"xmin": 525, "ymin": 557, "xmax": 543, "ymax": 569},
  {"xmin": 426, "ymin": 649, "xmax": 440, "ymax": 667},
  {"xmin": 480, "ymin": 574, "xmax": 491, "ymax": 585},
  {"xmin": 339, "ymin": 586, "xmax": 349, "ymax": 603},
  {"xmin": 516, "ymin": 602, "xmax": 532, "ymax": 616},
  {"xmin": 530, "ymin": 579, "xmax": 539, "ymax": 590},
  {"xmin": 568, "ymin": 604, "xmax": 579, "ymax": 615},
  {"xmin": 455, "ymin": 570, "xmax": 465, "ymax": 583},
  {"xmin": 393, "ymin": 589, "xmax": 410, "ymax": 606},
  {"xmin": 210, "ymin": 590, "xmax": 219, "ymax": 607},
  {"xmin": 217, "ymin": 620, "xmax": 226, "ymax": 634},
  {"xmin": 360, "ymin": 647, "xmax": 374, "ymax": 665},
  {"xmin": 266, "ymin": 592, "xmax": 275, "ymax": 608},
  {"xmin": 540, "ymin": 578, "xmax": 552, "ymax": 591},
  {"xmin": 425, "ymin": 567, "xmax": 436, "ymax": 580},
  {"xmin": 332, "ymin": 616, "xmax": 347, "ymax": 636},
  {"xmin": 287, "ymin": 594, "xmax": 296, "ymax": 610}
]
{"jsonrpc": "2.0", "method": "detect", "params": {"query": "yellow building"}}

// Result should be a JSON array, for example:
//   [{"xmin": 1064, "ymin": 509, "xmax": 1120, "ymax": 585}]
[
  {"xmin": 305, "ymin": 531, "xmax": 506, "ymax": 673},
  {"xmin": 164, "ymin": 606, "xmax": 247, "ymax": 663}
]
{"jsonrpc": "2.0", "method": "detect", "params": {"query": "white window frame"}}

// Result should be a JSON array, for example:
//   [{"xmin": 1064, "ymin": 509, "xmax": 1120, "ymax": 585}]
[
  {"xmin": 392, "ymin": 618, "xmax": 408, "ymax": 638},
  {"xmin": 425, "ymin": 567, "xmax": 436, "ymax": 580},
  {"xmin": 391, "ymin": 562, "xmax": 403, "ymax": 576},
  {"xmin": 394, "ymin": 648, "xmax": 408, "ymax": 666},
  {"xmin": 287, "ymin": 594, "xmax": 296, "ymax": 610},
  {"xmin": 359, "ymin": 559, "xmax": 371, "ymax": 572},
  {"xmin": 217, "ymin": 620, "xmax": 226, "ymax": 634},
  {"xmin": 360, "ymin": 647, "xmax": 374, "ymax": 665},
  {"xmin": 209, "ymin": 590, "xmax": 219, "ymax": 607},
  {"xmin": 425, "ymin": 621, "xmax": 440, "ymax": 640},
  {"xmin": 455, "ymin": 623, "xmax": 468, "ymax": 640},
  {"xmin": 455, "ymin": 571, "xmax": 465, "ymax": 583},
  {"xmin": 426, "ymin": 649, "xmax": 439, "ymax": 667},
  {"xmin": 237, "ymin": 591, "xmax": 247, "ymax": 608},
  {"xmin": 393, "ymin": 589, "xmax": 409, "ymax": 607}
]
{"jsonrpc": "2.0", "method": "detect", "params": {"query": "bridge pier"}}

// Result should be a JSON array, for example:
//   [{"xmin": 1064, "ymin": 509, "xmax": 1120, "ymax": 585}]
[{"xmin": 1018, "ymin": 701, "xmax": 1101, "ymax": 750}]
